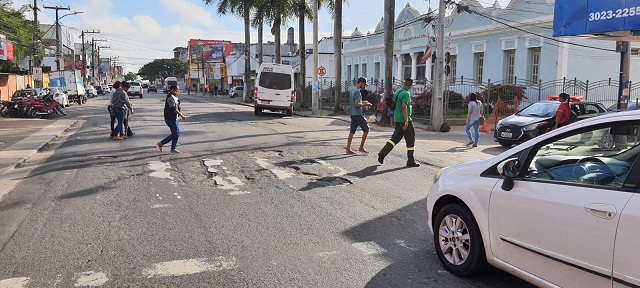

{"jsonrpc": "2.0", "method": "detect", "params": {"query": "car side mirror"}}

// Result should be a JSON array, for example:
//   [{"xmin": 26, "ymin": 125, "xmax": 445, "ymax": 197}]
[{"xmin": 497, "ymin": 158, "xmax": 520, "ymax": 191}]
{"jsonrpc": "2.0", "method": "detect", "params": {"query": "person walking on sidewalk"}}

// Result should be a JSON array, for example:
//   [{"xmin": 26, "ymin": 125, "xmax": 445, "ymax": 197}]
[
  {"xmin": 110, "ymin": 82, "xmax": 133, "ymax": 140},
  {"xmin": 156, "ymin": 85, "xmax": 186, "ymax": 154},
  {"xmin": 377, "ymin": 78, "xmax": 420, "ymax": 167},
  {"xmin": 346, "ymin": 77, "xmax": 373, "ymax": 154},
  {"xmin": 465, "ymin": 92, "xmax": 482, "ymax": 147}
]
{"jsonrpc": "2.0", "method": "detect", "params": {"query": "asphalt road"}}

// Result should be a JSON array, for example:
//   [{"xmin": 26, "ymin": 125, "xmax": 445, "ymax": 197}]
[{"xmin": 0, "ymin": 91, "xmax": 532, "ymax": 287}]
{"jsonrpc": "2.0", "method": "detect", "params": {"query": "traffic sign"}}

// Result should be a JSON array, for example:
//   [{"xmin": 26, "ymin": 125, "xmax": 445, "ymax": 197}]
[
  {"xmin": 317, "ymin": 66, "xmax": 326, "ymax": 77},
  {"xmin": 75, "ymin": 59, "xmax": 83, "ymax": 70},
  {"xmin": 32, "ymin": 67, "xmax": 42, "ymax": 81}
]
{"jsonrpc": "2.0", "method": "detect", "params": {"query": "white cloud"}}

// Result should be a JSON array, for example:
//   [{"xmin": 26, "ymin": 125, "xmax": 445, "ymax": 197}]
[{"xmin": 158, "ymin": 0, "xmax": 222, "ymax": 29}]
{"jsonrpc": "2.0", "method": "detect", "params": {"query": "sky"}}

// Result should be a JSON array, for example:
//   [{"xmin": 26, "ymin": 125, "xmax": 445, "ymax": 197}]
[{"xmin": 9, "ymin": 0, "xmax": 512, "ymax": 73}]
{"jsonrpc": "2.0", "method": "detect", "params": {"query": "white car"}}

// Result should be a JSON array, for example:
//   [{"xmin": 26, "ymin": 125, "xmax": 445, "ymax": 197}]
[
  {"xmin": 427, "ymin": 110, "xmax": 640, "ymax": 287},
  {"xmin": 45, "ymin": 87, "xmax": 69, "ymax": 107},
  {"xmin": 230, "ymin": 86, "xmax": 243, "ymax": 98},
  {"xmin": 85, "ymin": 85, "xmax": 96, "ymax": 97},
  {"xmin": 128, "ymin": 81, "xmax": 143, "ymax": 98}
]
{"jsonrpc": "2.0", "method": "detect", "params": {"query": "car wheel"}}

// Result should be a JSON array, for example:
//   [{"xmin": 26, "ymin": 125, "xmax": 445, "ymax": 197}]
[
  {"xmin": 286, "ymin": 109, "xmax": 293, "ymax": 117},
  {"xmin": 598, "ymin": 132, "xmax": 615, "ymax": 149},
  {"xmin": 254, "ymin": 107, "xmax": 261, "ymax": 116},
  {"xmin": 0, "ymin": 106, "xmax": 8, "ymax": 117},
  {"xmin": 433, "ymin": 203, "xmax": 488, "ymax": 276},
  {"xmin": 140, "ymin": 95, "xmax": 143, "ymax": 99},
  {"xmin": 498, "ymin": 141, "xmax": 511, "ymax": 148}
]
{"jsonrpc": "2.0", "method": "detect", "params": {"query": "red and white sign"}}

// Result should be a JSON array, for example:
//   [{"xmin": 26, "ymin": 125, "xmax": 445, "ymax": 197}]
[
  {"xmin": 75, "ymin": 60, "xmax": 83, "ymax": 70},
  {"xmin": 317, "ymin": 66, "xmax": 326, "ymax": 77}
]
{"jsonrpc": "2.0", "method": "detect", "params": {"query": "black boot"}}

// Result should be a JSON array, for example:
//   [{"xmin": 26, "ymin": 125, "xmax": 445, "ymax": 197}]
[
  {"xmin": 378, "ymin": 142, "xmax": 395, "ymax": 164},
  {"xmin": 407, "ymin": 149, "xmax": 420, "ymax": 167}
]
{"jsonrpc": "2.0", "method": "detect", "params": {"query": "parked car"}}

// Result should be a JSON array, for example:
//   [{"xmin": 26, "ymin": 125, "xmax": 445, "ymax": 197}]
[
  {"xmin": 104, "ymin": 85, "xmax": 112, "ymax": 93},
  {"xmin": 128, "ymin": 81, "xmax": 143, "ymax": 98},
  {"xmin": 494, "ymin": 97, "xmax": 608, "ymax": 147},
  {"xmin": 11, "ymin": 88, "xmax": 45, "ymax": 100},
  {"xmin": 230, "ymin": 86, "xmax": 243, "ymax": 98},
  {"xmin": 44, "ymin": 87, "xmax": 70, "ymax": 107},
  {"xmin": 254, "ymin": 63, "xmax": 295, "ymax": 116},
  {"xmin": 94, "ymin": 85, "xmax": 103, "ymax": 95},
  {"xmin": 427, "ymin": 110, "xmax": 640, "ymax": 287},
  {"xmin": 148, "ymin": 86, "xmax": 158, "ymax": 93},
  {"xmin": 85, "ymin": 85, "xmax": 97, "ymax": 97}
]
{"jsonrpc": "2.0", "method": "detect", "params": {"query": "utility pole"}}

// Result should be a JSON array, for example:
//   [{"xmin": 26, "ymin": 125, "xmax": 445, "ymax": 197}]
[
  {"xmin": 44, "ymin": 5, "xmax": 70, "ymax": 71},
  {"xmin": 431, "ymin": 0, "xmax": 446, "ymax": 130},
  {"xmin": 383, "ymin": 0, "xmax": 394, "ymax": 116},
  {"xmin": 617, "ymin": 41, "xmax": 631, "ymax": 111},
  {"xmin": 32, "ymin": 0, "xmax": 41, "ymax": 88},
  {"xmin": 91, "ymin": 38, "xmax": 106, "ymax": 84},
  {"xmin": 80, "ymin": 30, "xmax": 99, "ymax": 83},
  {"xmin": 312, "ymin": 0, "xmax": 319, "ymax": 115}
]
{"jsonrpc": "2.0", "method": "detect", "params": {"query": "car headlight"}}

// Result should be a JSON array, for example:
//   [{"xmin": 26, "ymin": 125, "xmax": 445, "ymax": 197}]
[
  {"xmin": 523, "ymin": 124, "xmax": 538, "ymax": 131},
  {"xmin": 433, "ymin": 167, "xmax": 446, "ymax": 183},
  {"xmin": 496, "ymin": 119, "xmax": 503, "ymax": 128}
]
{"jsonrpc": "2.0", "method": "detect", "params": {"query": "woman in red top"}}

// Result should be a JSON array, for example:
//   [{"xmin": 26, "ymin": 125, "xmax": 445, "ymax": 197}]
[{"xmin": 554, "ymin": 93, "xmax": 571, "ymax": 129}]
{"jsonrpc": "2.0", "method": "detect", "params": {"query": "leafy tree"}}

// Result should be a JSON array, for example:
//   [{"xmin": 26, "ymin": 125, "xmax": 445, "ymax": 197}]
[
  {"xmin": 205, "ymin": 0, "xmax": 255, "ymax": 102},
  {"xmin": 124, "ymin": 72, "xmax": 138, "ymax": 81},
  {"xmin": 137, "ymin": 58, "xmax": 187, "ymax": 82},
  {"xmin": 0, "ymin": 2, "xmax": 35, "ymax": 73}
]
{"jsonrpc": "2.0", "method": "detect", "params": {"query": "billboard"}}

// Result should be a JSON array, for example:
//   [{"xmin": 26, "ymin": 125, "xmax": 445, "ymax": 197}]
[
  {"xmin": 554, "ymin": 0, "xmax": 640, "ymax": 37},
  {"xmin": 188, "ymin": 39, "xmax": 232, "ymax": 64}
]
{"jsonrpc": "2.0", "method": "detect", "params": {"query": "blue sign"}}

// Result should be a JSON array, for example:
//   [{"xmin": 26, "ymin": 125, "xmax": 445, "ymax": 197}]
[{"xmin": 554, "ymin": 0, "xmax": 640, "ymax": 37}]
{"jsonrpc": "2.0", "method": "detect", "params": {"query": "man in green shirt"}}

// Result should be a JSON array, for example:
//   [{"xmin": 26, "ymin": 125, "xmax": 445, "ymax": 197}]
[{"xmin": 378, "ymin": 78, "xmax": 420, "ymax": 167}]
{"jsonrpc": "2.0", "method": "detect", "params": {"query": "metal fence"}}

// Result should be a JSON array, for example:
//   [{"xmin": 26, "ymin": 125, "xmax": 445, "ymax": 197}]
[{"xmin": 296, "ymin": 77, "xmax": 636, "ymax": 120}]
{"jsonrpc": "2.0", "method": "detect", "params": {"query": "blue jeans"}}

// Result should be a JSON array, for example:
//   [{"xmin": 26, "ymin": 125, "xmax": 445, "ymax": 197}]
[
  {"xmin": 112, "ymin": 107, "xmax": 125, "ymax": 137},
  {"xmin": 160, "ymin": 120, "xmax": 180, "ymax": 151},
  {"xmin": 466, "ymin": 119, "xmax": 480, "ymax": 144}
]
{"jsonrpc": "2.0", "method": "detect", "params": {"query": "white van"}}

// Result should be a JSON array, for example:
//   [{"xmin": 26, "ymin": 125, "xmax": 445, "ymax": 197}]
[{"xmin": 254, "ymin": 63, "xmax": 295, "ymax": 116}]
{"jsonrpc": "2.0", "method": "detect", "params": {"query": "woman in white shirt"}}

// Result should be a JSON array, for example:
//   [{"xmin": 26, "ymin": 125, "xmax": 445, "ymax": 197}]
[{"xmin": 465, "ymin": 93, "xmax": 482, "ymax": 147}]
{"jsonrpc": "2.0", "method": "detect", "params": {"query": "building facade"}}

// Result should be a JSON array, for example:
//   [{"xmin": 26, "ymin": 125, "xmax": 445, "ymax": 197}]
[{"xmin": 342, "ymin": 0, "xmax": 640, "ymax": 103}]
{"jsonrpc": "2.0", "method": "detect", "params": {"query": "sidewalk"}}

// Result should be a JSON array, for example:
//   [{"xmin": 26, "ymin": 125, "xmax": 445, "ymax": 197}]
[{"xmin": 0, "ymin": 118, "xmax": 77, "ymax": 171}]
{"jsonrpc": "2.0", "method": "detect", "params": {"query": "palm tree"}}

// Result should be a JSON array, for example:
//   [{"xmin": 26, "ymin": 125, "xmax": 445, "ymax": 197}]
[
  {"xmin": 203, "ymin": 0, "xmax": 255, "ymax": 102},
  {"xmin": 292, "ymin": 1, "xmax": 312, "ymax": 100},
  {"xmin": 253, "ymin": 0, "xmax": 294, "ymax": 64},
  {"xmin": 333, "ymin": 0, "xmax": 343, "ymax": 113}
]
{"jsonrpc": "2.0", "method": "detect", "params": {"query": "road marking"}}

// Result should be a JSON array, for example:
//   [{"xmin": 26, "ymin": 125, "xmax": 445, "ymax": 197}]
[
  {"xmin": 148, "ymin": 161, "xmax": 173, "ymax": 180},
  {"xmin": 352, "ymin": 241, "xmax": 387, "ymax": 255},
  {"xmin": 0, "ymin": 277, "xmax": 31, "ymax": 288},
  {"xmin": 315, "ymin": 159, "xmax": 348, "ymax": 176},
  {"xmin": 173, "ymin": 193, "xmax": 182, "ymax": 199},
  {"xmin": 73, "ymin": 271, "xmax": 109, "ymax": 287},
  {"xmin": 142, "ymin": 257, "xmax": 237, "ymax": 278},
  {"xmin": 395, "ymin": 239, "xmax": 419, "ymax": 251},
  {"xmin": 212, "ymin": 176, "xmax": 245, "ymax": 190},
  {"xmin": 255, "ymin": 158, "xmax": 294, "ymax": 179},
  {"xmin": 151, "ymin": 204, "xmax": 171, "ymax": 208},
  {"xmin": 228, "ymin": 191, "xmax": 251, "ymax": 195}
]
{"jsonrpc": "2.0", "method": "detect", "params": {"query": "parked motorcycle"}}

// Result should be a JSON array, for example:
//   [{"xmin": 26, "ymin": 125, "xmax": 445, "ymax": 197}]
[{"xmin": 26, "ymin": 93, "xmax": 66, "ymax": 118}]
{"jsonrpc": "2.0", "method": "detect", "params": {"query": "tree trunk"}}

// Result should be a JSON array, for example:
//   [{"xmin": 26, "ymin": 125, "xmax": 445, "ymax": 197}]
[
  {"xmin": 275, "ymin": 16, "xmax": 282, "ymax": 64},
  {"xmin": 382, "ymin": 0, "xmax": 395, "ymax": 123},
  {"xmin": 258, "ymin": 20, "xmax": 263, "ymax": 66},
  {"xmin": 298, "ymin": 1, "xmax": 306, "ymax": 106},
  {"xmin": 333, "ymin": 0, "xmax": 343, "ymax": 113},
  {"xmin": 243, "ymin": 7, "xmax": 252, "ymax": 103}
]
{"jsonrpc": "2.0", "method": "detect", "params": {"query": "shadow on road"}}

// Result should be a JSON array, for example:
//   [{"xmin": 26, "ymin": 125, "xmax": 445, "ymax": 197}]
[{"xmin": 341, "ymin": 199, "xmax": 535, "ymax": 288}]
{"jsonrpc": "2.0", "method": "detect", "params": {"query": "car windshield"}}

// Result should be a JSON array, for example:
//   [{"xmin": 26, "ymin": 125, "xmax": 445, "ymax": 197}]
[
  {"xmin": 517, "ymin": 102, "xmax": 559, "ymax": 117},
  {"xmin": 608, "ymin": 102, "xmax": 638, "ymax": 111},
  {"xmin": 12, "ymin": 90, "xmax": 37, "ymax": 98},
  {"xmin": 130, "ymin": 83, "xmax": 140, "ymax": 86}
]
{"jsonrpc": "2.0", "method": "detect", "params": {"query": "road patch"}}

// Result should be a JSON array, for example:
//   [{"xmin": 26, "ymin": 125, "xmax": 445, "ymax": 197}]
[
  {"xmin": 142, "ymin": 257, "xmax": 237, "ymax": 278},
  {"xmin": 73, "ymin": 271, "xmax": 109, "ymax": 287}
]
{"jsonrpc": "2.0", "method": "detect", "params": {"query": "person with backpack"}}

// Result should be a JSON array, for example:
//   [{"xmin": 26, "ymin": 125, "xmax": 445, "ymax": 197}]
[
  {"xmin": 156, "ymin": 85, "xmax": 187, "ymax": 153},
  {"xmin": 554, "ymin": 93, "xmax": 572, "ymax": 129},
  {"xmin": 377, "ymin": 78, "xmax": 420, "ymax": 168}
]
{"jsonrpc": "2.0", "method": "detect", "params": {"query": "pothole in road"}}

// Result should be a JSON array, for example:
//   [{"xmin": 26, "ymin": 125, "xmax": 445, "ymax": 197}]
[{"xmin": 250, "ymin": 150, "xmax": 284, "ymax": 158}]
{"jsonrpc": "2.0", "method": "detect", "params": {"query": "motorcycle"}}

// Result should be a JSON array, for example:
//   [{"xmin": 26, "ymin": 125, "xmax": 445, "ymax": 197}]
[{"xmin": 26, "ymin": 93, "xmax": 66, "ymax": 118}]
